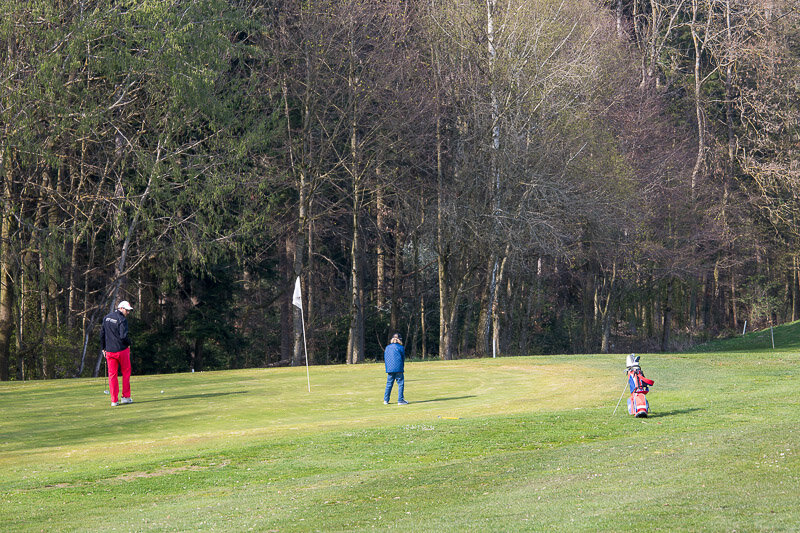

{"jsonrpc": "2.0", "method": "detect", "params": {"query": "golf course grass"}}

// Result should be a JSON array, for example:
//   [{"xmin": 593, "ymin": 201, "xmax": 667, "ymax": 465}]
[{"xmin": 1, "ymin": 328, "xmax": 799, "ymax": 531}]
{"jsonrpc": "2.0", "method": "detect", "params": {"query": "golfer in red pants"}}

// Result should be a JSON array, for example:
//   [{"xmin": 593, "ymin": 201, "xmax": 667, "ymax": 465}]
[
  {"xmin": 101, "ymin": 301, "xmax": 134, "ymax": 406},
  {"xmin": 105, "ymin": 347, "xmax": 132, "ymax": 404}
]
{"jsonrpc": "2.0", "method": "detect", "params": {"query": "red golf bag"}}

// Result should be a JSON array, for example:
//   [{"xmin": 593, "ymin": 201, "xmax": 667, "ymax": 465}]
[{"xmin": 627, "ymin": 366, "xmax": 654, "ymax": 417}]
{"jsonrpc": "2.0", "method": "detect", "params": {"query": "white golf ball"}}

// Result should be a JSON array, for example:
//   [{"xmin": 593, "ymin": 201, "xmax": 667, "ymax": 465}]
[{"xmin": 161, "ymin": 390, "xmax": 164, "ymax": 394}]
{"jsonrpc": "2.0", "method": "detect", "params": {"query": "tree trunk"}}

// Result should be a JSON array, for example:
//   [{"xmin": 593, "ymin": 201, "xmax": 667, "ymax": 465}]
[
  {"xmin": 67, "ymin": 216, "xmax": 80, "ymax": 330},
  {"xmin": 448, "ymin": 279, "xmax": 465, "ymax": 357},
  {"xmin": 795, "ymin": 257, "xmax": 800, "ymax": 322},
  {"xmin": 306, "ymin": 211, "xmax": 315, "ymax": 365},
  {"xmin": 436, "ymin": 114, "xmax": 454, "ymax": 361},
  {"xmin": 345, "ymin": 153, "xmax": 364, "ymax": 364},
  {"xmin": 281, "ymin": 236, "xmax": 293, "ymax": 364},
  {"xmin": 713, "ymin": 259, "xmax": 722, "ymax": 326},
  {"xmin": 410, "ymin": 231, "xmax": 420, "ymax": 359},
  {"xmin": 438, "ymin": 256, "xmax": 453, "ymax": 360},
  {"xmin": 520, "ymin": 278, "xmax": 533, "ymax": 354},
  {"xmin": 282, "ymin": 71, "xmax": 309, "ymax": 367},
  {"xmin": 39, "ymin": 242, "xmax": 50, "ymax": 379},
  {"xmin": 345, "ymin": 15, "xmax": 364, "ymax": 365},
  {"xmin": 376, "ymin": 181, "xmax": 386, "ymax": 311},
  {"xmin": 34, "ymin": 167, "xmax": 50, "ymax": 378},
  {"xmin": 646, "ymin": 2, "xmax": 658, "ymax": 87},
  {"xmin": 661, "ymin": 280, "xmax": 673, "ymax": 352},
  {"xmin": 48, "ymin": 165, "xmax": 62, "ymax": 330},
  {"xmin": 390, "ymin": 229, "xmax": 402, "ymax": 334},
  {"xmin": 730, "ymin": 270, "xmax": 738, "ymax": 329},
  {"xmin": 601, "ymin": 313, "xmax": 613, "ymax": 353},
  {"xmin": 346, "ymin": 189, "xmax": 364, "ymax": 364},
  {"xmin": 690, "ymin": 0, "xmax": 709, "ymax": 192},
  {"xmin": 584, "ymin": 272, "xmax": 596, "ymax": 352},
  {"xmin": 420, "ymin": 292, "xmax": 427, "ymax": 359},
  {"xmin": 723, "ymin": 0, "xmax": 735, "ymax": 219},
  {"xmin": 0, "ymin": 152, "xmax": 13, "ymax": 381},
  {"xmin": 645, "ymin": 276, "xmax": 655, "ymax": 338},
  {"xmin": 491, "ymin": 250, "xmax": 509, "ymax": 357},
  {"xmin": 599, "ymin": 263, "xmax": 616, "ymax": 354},
  {"xmin": 485, "ymin": 0, "xmax": 501, "ymax": 359},
  {"xmin": 458, "ymin": 296, "xmax": 472, "ymax": 356},
  {"xmin": 191, "ymin": 337, "xmax": 203, "ymax": 372},
  {"xmin": 477, "ymin": 258, "xmax": 493, "ymax": 357},
  {"xmin": 66, "ymin": 148, "xmax": 84, "ymax": 330},
  {"xmin": 75, "ymin": 223, "xmax": 101, "ymax": 377}
]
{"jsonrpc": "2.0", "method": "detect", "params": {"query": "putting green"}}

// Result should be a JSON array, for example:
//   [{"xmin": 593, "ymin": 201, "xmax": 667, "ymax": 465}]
[{"xmin": 1, "ymin": 357, "xmax": 619, "ymax": 469}]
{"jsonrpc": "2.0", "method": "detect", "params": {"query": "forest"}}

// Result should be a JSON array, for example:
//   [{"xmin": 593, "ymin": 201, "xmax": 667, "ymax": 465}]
[{"xmin": 0, "ymin": 0, "xmax": 798, "ymax": 380}]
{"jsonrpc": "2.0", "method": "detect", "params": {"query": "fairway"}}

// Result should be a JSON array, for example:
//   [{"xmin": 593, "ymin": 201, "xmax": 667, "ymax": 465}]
[{"xmin": 1, "ymin": 351, "xmax": 798, "ymax": 531}]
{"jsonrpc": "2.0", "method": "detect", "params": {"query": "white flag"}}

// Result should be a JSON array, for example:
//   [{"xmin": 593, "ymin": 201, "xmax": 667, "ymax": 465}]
[
  {"xmin": 292, "ymin": 276, "xmax": 303, "ymax": 310},
  {"xmin": 292, "ymin": 275, "xmax": 310, "ymax": 392}
]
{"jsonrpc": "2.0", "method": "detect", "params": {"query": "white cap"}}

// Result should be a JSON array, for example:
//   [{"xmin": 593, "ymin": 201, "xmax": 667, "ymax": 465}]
[{"xmin": 118, "ymin": 300, "xmax": 134, "ymax": 311}]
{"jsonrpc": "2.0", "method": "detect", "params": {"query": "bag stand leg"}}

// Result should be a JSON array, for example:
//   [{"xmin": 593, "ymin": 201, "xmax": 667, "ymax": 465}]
[{"xmin": 612, "ymin": 381, "xmax": 628, "ymax": 416}]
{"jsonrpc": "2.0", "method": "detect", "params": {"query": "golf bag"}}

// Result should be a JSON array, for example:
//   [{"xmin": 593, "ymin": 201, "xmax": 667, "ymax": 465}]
[{"xmin": 626, "ymin": 354, "xmax": 654, "ymax": 418}]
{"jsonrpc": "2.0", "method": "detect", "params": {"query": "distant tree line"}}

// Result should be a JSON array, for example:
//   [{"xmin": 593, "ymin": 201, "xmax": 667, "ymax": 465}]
[{"xmin": 0, "ymin": 0, "xmax": 798, "ymax": 380}]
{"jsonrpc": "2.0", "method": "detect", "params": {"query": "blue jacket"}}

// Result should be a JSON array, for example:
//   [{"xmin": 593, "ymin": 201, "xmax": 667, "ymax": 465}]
[{"xmin": 384, "ymin": 342, "xmax": 405, "ymax": 373}]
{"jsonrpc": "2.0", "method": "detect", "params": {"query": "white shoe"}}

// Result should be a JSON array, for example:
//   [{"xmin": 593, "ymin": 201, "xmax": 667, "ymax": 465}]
[
  {"xmin": 111, "ymin": 402, "xmax": 118, "ymax": 407},
  {"xmin": 384, "ymin": 400, "xmax": 389, "ymax": 405},
  {"xmin": 120, "ymin": 397, "xmax": 133, "ymax": 404}
]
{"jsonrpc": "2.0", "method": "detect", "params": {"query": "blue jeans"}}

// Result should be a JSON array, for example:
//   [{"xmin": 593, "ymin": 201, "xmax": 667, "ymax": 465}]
[{"xmin": 384, "ymin": 372, "xmax": 404, "ymax": 403}]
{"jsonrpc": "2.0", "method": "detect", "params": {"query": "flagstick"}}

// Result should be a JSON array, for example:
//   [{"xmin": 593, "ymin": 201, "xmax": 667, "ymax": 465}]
[
  {"xmin": 300, "ymin": 306, "xmax": 310, "ymax": 392},
  {"xmin": 770, "ymin": 323, "xmax": 775, "ymax": 350}
]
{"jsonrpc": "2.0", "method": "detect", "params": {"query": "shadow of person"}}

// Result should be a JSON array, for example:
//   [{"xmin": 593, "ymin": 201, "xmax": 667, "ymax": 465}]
[{"xmin": 408, "ymin": 395, "xmax": 477, "ymax": 405}]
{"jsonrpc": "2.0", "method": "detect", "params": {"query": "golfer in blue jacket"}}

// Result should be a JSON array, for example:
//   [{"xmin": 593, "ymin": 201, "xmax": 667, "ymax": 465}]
[{"xmin": 383, "ymin": 333, "xmax": 408, "ymax": 405}]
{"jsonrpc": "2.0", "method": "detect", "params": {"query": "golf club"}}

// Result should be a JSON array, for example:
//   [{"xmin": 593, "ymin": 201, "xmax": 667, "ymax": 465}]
[{"xmin": 103, "ymin": 351, "xmax": 109, "ymax": 395}]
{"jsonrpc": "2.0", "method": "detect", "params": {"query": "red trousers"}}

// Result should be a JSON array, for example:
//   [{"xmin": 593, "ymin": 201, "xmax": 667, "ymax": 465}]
[{"xmin": 106, "ymin": 347, "xmax": 131, "ymax": 402}]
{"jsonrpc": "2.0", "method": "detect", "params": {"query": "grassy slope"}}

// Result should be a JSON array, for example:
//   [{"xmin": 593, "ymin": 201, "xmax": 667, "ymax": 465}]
[{"xmin": 1, "ymin": 327, "xmax": 799, "ymax": 532}]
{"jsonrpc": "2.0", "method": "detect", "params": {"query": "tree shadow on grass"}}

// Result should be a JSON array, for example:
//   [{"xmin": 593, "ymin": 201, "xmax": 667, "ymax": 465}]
[
  {"xmin": 646, "ymin": 407, "xmax": 702, "ymax": 418},
  {"xmin": 135, "ymin": 391, "xmax": 249, "ymax": 403},
  {"xmin": 407, "ymin": 395, "xmax": 476, "ymax": 404}
]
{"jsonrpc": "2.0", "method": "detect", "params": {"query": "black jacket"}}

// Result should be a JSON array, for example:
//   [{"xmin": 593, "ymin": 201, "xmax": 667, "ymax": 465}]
[{"xmin": 100, "ymin": 310, "xmax": 131, "ymax": 353}]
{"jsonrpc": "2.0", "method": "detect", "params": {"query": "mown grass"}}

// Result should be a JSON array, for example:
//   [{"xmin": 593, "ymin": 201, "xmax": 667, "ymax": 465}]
[{"xmin": 1, "ymin": 331, "xmax": 799, "ymax": 531}]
